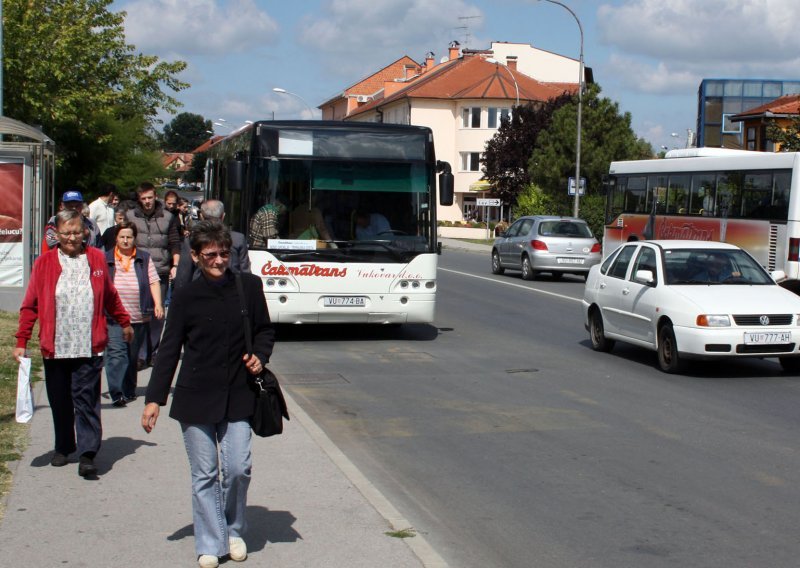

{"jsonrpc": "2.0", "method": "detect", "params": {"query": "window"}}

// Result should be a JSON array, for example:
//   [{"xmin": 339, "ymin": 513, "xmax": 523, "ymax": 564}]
[
  {"xmin": 609, "ymin": 245, "xmax": 636, "ymax": 279},
  {"xmin": 488, "ymin": 107, "xmax": 511, "ymax": 128},
  {"xmin": 746, "ymin": 127, "xmax": 757, "ymax": 151},
  {"xmin": 722, "ymin": 113, "xmax": 742, "ymax": 133},
  {"xmin": 518, "ymin": 218, "xmax": 534, "ymax": 236},
  {"xmin": 462, "ymin": 107, "xmax": 481, "ymax": 128},
  {"xmin": 505, "ymin": 219, "xmax": 525, "ymax": 238},
  {"xmin": 460, "ymin": 152, "xmax": 481, "ymax": 172},
  {"xmin": 690, "ymin": 173, "xmax": 715, "ymax": 215},
  {"xmin": 632, "ymin": 247, "xmax": 658, "ymax": 284},
  {"xmin": 666, "ymin": 175, "xmax": 689, "ymax": 214}
]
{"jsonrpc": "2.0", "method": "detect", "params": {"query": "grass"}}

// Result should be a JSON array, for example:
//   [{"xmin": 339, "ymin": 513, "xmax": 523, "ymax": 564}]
[
  {"xmin": 0, "ymin": 311, "xmax": 40, "ymax": 521},
  {"xmin": 385, "ymin": 527, "xmax": 416, "ymax": 539},
  {"xmin": 460, "ymin": 239, "xmax": 494, "ymax": 246}
]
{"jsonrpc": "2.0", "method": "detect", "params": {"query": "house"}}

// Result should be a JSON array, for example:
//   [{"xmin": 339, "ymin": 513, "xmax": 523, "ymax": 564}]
[
  {"xmin": 162, "ymin": 152, "xmax": 194, "ymax": 178},
  {"xmin": 730, "ymin": 94, "xmax": 800, "ymax": 152},
  {"xmin": 319, "ymin": 41, "xmax": 584, "ymax": 222}
]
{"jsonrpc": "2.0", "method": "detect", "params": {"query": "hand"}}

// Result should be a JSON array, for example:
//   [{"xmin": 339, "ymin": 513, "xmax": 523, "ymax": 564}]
[
  {"xmin": 169, "ymin": 266, "xmax": 177, "ymax": 280},
  {"xmin": 141, "ymin": 402, "xmax": 160, "ymax": 433},
  {"xmin": 121, "ymin": 325, "xmax": 134, "ymax": 343},
  {"xmin": 12, "ymin": 347, "xmax": 26, "ymax": 363},
  {"xmin": 243, "ymin": 353, "xmax": 263, "ymax": 376},
  {"xmin": 154, "ymin": 304, "xmax": 165, "ymax": 320}
]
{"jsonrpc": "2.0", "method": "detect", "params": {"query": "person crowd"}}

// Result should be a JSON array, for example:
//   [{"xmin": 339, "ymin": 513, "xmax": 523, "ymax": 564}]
[{"xmin": 15, "ymin": 181, "xmax": 267, "ymax": 567}]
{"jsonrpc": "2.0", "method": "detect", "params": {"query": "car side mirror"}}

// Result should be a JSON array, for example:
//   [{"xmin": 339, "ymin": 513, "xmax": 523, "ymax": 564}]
[
  {"xmin": 771, "ymin": 269, "xmax": 787, "ymax": 283},
  {"xmin": 634, "ymin": 269, "xmax": 655, "ymax": 285}
]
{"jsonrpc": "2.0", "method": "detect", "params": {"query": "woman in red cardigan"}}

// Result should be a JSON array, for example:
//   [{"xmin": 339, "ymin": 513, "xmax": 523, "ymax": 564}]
[{"xmin": 14, "ymin": 209, "xmax": 133, "ymax": 478}]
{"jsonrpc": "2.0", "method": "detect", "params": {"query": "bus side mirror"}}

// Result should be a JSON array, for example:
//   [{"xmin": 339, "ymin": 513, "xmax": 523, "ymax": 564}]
[
  {"xmin": 437, "ymin": 160, "xmax": 454, "ymax": 206},
  {"xmin": 227, "ymin": 159, "xmax": 245, "ymax": 192}
]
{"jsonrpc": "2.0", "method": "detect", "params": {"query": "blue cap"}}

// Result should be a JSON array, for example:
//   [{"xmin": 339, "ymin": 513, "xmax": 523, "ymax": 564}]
[{"xmin": 62, "ymin": 190, "xmax": 84, "ymax": 202}]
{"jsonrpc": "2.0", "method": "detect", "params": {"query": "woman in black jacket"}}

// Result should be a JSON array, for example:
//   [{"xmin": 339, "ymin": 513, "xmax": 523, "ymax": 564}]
[{"xmin": 141, "ymin": 220, "xmax": 274, "ymax": 568}]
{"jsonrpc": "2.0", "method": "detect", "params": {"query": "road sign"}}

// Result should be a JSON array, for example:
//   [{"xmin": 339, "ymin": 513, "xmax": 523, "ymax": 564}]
[
  {"xmin": 568, "ymin": 177, "xmax": 586, "ymax": 196},
  {"xmin": 477, "ymin": 198, "xmax": 501, "ymax": 206}
]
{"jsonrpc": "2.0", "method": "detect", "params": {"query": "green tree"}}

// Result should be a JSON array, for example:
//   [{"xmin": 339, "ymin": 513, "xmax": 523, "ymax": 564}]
[
  {"xmin": 530, "ymin": 83, "xmax": 654, "ymax": 214},
  {"xmin": 163, "ymin": 113, "xmax": 212, "ymax": 152},
  {"xmin": 482, "ymin": 93, "xmax": 573, "ymax": 206},
  {"xmin": 3, "ymin": 0, "xmax": 188, "ymax": 187},
  {"xmin": 766, "ymin": 113, "xmax": 800, "ymax": 151},
  {"xmin": 186, "ymin": 151, "xmax": 208, "ymax": 184}
]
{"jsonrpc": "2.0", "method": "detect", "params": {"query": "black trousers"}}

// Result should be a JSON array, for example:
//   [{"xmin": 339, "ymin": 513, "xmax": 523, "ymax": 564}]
[{"xmin": 42, "ymin": 356, "xmax": 104, "ymax": 458}]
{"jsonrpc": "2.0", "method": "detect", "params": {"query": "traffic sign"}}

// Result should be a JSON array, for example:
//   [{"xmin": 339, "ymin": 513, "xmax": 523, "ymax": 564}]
[
  {"xmin": 477, "ymin": 198, "xmax": 501, "ymax": 206},
  {"xmin": 568, "ymin": 177, "xmax": 586, "ymax": 196}
]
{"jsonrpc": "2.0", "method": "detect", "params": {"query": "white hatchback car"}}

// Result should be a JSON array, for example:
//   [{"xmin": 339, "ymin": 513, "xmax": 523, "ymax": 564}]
[{"xmin": 582, "ymin": 240, "xmax": 800, "ymax": 373}]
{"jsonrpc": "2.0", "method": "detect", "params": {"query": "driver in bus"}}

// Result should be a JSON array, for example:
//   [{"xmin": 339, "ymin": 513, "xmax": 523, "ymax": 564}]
[{"xmin": 355, "ymin": 210, "xmax": 391, "ymax": 240}]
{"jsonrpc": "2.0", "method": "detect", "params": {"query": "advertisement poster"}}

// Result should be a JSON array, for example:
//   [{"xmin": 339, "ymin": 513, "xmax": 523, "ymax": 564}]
[{"xmin": 0, "ymin": 162, "xmax": 24, "ymax": 287}]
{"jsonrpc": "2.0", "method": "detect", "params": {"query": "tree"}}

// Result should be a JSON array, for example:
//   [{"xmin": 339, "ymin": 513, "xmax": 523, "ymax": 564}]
[
  {"xmin": 766, "ymin": 112, "xmax": 800, "ymax": 151},
  {"xmin": 482, "ymin": 93, "xmax": 573, "ymax": 206},
  {"xmin": 3, "ymin": 0, "xmax": 188, "ymax": 188},
  {"xmin": 163, "ymin": 113, "xmax": 213, "ymax": 152},
  {"xmin": 530, "ymin": 83, "xmax": 654, "ymax": 214}
]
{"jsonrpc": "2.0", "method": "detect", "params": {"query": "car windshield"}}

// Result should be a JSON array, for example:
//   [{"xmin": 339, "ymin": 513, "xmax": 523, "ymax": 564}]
[
  {"xmin": 538, "ymin": 220, "xmax": 593, "ymax": 238},
  {"xmin": 664, "ymin": 248, "xmax": 774, "ymax": 285}
]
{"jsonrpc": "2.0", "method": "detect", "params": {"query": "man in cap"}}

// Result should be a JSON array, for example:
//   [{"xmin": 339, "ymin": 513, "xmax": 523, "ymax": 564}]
[{"xmin": 43, "ymin": 189, "xmax": 101, "ymax": 251}]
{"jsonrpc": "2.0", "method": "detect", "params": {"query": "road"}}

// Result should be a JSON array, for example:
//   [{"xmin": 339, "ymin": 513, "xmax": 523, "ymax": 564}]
[{"xmin": 269, "ymin": 248, "xmax": 800, "ymax": 568}]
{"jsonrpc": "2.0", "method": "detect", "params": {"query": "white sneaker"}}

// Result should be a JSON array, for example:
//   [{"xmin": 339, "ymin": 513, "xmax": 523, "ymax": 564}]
[
  {"xmin": 229, "ymin": 537, "xmax": 248, "ymax": 561},
  {"xmin": 198, "ymin": 555, "xmax": 219, "ymax": 568}
]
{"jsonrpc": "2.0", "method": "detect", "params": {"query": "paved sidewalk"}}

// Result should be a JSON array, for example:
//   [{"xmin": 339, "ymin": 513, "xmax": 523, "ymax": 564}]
[
  {"xmin": 438, "ymin": 236, "xmax": 493, "ymax": 254},
  {"xmin": 0, "ymin": 366, "xmax": 445, "ymax": 567}
]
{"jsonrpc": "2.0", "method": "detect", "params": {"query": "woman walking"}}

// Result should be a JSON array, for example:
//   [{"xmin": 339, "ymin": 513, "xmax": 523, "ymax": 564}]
[
  {"xmin": 104, "ymin": 221, "xmax": 163, "ymax": 406},
  {"xmin": 14, "ymin": 209, "xmax": 133, "ymax": 477},
  {"xmin": 141, "ymin": 220, "xmax": 274, "ymax": 568}
]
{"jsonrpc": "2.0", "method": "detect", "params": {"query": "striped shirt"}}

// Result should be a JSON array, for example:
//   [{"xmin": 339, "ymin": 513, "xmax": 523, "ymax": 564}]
[
  {"xmin": 54, "ymin": 250, "xmax": 93, "ymax": 358},
  {"xmin": 114, "ymin": 255, "xmax": 159, "ymax": 323}
]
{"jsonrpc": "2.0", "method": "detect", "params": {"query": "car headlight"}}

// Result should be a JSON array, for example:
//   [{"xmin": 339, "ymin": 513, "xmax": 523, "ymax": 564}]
[{"xmin": 696, "ymin": 315, "xmax": 731, "ymax": 327}]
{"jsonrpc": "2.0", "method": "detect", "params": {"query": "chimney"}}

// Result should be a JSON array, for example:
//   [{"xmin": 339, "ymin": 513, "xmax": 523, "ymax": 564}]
[
  {"xmin": 424, "ymin": 52, "xmax": 435, "ymax": 73},
  {"xmin": 506, "ymin": 55, "xmax": 518, "ymax": 71},
  {"xmin": 404, "ymin": 64, "xmax": 417, "ymax": 80},
  {"xmin": 448, "ymin": 40, "xmax": 460, "ymax": 60}
]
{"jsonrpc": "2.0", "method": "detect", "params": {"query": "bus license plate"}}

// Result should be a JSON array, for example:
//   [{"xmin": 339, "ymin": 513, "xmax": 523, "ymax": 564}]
[
  {"xmin": 323, "ymin": 296, "xmax": 366, "ymax": 307},
  {"xmin": 557, "ymin": 257, "xmax": 584, "ymax": 264},
  {"xmin": 743, "ymin": 331, "xmax": 791, "ymax": 344}
]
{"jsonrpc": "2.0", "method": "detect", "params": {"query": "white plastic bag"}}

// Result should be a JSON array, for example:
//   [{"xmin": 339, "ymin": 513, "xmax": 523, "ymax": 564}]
[{"xmin": 15, "ymin": 356, "xmax": 33, "ymax": 423}]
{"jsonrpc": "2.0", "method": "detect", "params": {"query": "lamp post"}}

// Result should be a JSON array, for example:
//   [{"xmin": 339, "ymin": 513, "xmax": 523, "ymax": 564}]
[
  {"xmin": 272, "ymin": 87, "xmax": 314, "ymax": 118},
  {"xmin": 539, "ymin": 0, "xmax": 583, "ymax": 218},
  {"xmin": 486, "ymin": 58, "xmax": 519, "ymax": 106}
]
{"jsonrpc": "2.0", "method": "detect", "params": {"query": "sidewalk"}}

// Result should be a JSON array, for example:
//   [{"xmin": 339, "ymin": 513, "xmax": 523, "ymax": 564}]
[
  {"xmin": 0, "ymin": 366, "xmax": 447, "ymax": 567},
  {"xmin": 438, "ymin": 236, "xmax": 493, "ymax": 253}
]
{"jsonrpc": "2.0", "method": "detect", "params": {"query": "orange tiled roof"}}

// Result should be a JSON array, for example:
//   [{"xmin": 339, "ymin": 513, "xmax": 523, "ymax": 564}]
[
  {"xmin": 192, "ymin": 136, "xmax": 225, "ymax": 153},
  {"xmin": 733, "ymin": 94, "xmax": 800, "ymax": 120},
  {"xmin": 348, "ymin": 54, "xmax": 577, "ymax": 118},
  {"xmin": 320, "ymin": 56, "xmax": 420, "ymax": 107}
]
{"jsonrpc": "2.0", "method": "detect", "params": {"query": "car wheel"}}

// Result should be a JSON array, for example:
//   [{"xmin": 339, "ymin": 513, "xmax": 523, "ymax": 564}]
[
  {"xmin": 589, "ymin": 309, "xmax": 615, "ymax": 352},
  {"xmin": 491, "ymin": 250, "xmax": 505, "ymax": 275},
  {"xmin": 521, "ymin": 255, "xmax": 535, "ymax": 280},
  {"xmin": 779, "ymin": 357, "xmax": 800, "ymax": 374},
  {"xmin": 657, "ymin": 323, "xmax": 685, "ymax": 374}
]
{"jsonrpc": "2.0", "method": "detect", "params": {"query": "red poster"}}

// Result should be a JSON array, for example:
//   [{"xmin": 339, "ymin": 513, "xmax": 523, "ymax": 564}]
[{"xmin": 0, "ymin": 163, "xmax": 23, "ymax": 242}]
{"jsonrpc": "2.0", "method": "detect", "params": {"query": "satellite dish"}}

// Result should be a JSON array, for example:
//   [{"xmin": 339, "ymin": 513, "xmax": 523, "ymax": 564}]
[{"xmin": 439, "ymin": 56, "xmax": 449, "ymax": 63}]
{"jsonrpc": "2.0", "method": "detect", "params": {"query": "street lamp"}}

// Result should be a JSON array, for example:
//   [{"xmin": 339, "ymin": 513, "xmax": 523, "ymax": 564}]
[
  {"xmin": 272, "ymin": 87, "xmax": 314, "ymax": 118},
  {"xmin": 486, "ymin": 58, "xmax": 519, "ymax": 106},
  {"xmin": 538, "ymin": 0, "xmax": 584, "ymax": 218}
]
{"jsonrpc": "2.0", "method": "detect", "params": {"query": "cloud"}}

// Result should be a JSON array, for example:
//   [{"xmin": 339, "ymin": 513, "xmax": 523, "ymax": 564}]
[
  {"xmin": 121, "ymin": 0, "xmax": 279, "ymax": 56},
  {"xmin": 605, "ymin": 54, "xmax": 699, "ymax": 95},
  {"xmin": 298, "ymin": 0, "xmax": 483, "ymax": 79}
]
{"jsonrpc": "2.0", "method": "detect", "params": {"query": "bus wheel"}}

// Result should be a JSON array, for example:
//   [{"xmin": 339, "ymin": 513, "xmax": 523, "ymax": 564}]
[
  {"xmin": 657, "ymin": 323, "xmax": 685, "ymax": 374},
  {"xmin": 491, "ymin": 250, "xmax": 504, "ymax": 275},
  {"xmin": 521, "ymin": 256, "xmax": 535, "ymax": 280},
  {"xmin": 779, "ymin": 357, "xmax": 800, "ymax": 374}
]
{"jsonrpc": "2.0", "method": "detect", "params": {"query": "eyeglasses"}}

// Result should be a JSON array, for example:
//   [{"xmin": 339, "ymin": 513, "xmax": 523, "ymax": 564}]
[
  {"xmin": 198, "ymin": 250, "xmax": 231, "ymax": 260},
  {"xmin": 57, "ymin": 231, "xmax": 83, "ymax": 239}
]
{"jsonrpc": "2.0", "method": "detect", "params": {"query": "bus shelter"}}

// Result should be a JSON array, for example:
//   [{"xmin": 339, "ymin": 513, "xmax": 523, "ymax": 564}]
[{"xmin": 0, "ymin": 116, "xmax": 55, "ymax": 311}]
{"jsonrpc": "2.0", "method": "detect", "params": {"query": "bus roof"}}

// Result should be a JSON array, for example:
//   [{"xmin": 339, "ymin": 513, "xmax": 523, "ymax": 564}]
[{"xmin": 609, "ymin": 149, "xmax": 800, "ymax": 175}]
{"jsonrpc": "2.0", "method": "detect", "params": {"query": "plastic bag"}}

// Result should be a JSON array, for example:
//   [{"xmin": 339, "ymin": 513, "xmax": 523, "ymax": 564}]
[{"xmin": 15, "ymin": 356, "xmax": 33, "ymax": 423}]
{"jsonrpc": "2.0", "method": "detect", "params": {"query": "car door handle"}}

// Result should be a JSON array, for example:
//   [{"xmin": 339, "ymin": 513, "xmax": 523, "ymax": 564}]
[
  {"xmin": 599, "ymin": 282, "xmax": 606, "ymax": 289},
  {"xmin": 622, "ymin": 287, "xmax": 630, "ymax": 295}
]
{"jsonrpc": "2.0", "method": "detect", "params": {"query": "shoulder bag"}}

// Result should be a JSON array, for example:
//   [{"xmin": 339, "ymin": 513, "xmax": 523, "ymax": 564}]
[{"xmin": 234, "ymin": 273, "xmax": 289, "ymax": 437}]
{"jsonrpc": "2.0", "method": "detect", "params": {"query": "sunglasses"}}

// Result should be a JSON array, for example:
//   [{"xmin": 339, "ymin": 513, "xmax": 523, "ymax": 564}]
[{"xmin": 198, "ymin": 250, "xmax": 231, "ymax": 261}]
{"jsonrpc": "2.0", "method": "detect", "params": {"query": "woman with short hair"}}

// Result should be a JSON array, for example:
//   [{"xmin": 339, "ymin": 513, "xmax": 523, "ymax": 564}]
[{"xmin": 142, "ymin": 220, "xmax": 275, "ymax": 568}]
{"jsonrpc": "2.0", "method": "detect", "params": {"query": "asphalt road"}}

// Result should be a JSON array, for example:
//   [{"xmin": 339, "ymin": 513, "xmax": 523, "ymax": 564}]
[{"xmin": 270, "ymin": 247, "xmax": 800, "ymax": 568}]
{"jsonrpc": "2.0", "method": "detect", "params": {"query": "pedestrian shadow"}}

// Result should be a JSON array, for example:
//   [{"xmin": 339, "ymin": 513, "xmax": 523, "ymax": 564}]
[
  {"xmin": 29, "ymin": 436, "xmax": 156, "ymax": 471},
  {"xmin": 166, "ymin": 506, "xmax": 301, "ymax": 551}
]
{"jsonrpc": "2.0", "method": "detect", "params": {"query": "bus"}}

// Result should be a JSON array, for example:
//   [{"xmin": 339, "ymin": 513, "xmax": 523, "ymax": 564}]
[
  {"xmin": 603, "ymin": 148, "xmax": 800, "ymax": 289},
  {"xmin": 205, "ymin": 120, "xmax": 454, "ymax": 324}
]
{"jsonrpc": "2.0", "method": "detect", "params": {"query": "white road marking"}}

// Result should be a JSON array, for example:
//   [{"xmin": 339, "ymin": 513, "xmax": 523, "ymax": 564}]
[{"xmin": 439, "ymin": 268, "xmax": 583, "ymax": 304}]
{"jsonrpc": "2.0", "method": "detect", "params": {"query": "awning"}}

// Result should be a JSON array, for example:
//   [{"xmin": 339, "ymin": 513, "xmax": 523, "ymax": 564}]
[{"xmin": 468, "ymin": 179, "xmax": 492, "ymax": 192}]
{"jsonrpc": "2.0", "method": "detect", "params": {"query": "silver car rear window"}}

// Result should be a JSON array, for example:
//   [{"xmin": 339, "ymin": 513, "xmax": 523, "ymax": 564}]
[{"xmin": 538, "ymin": 221, "xmax": 593, "ymax": 238}]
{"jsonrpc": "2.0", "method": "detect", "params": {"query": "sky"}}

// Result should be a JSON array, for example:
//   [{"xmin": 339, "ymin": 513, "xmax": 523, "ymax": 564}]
[{"xmin": 114, "ymin": 0, "xmax": 800, "ymax": 151}]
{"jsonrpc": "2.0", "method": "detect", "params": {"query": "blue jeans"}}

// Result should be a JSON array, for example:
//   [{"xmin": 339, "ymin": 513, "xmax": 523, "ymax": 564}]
[
  {"xmin": 181, "ymin": 420, "xmax": 252, "ymax": 557},
  {"xmin": 106, "ymin": 322, "xmax": 147, "ymax": 401}
]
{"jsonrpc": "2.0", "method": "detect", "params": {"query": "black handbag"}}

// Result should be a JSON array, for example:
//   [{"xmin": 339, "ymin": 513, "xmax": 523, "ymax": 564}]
[{"xmin": 234, "ymin": 273, "xmax": 289, "ymax": 437}]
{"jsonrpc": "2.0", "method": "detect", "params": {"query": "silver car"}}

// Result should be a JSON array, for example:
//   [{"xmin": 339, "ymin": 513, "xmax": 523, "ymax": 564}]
[{"xmin": 491, "ymin": 215, "xmax": 601, "ymax": 280}]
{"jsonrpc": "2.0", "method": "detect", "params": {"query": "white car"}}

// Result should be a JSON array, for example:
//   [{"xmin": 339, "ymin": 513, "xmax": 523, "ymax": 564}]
[{"xmin": 582, "ymin": 240, "xmax": 800, "ymax": 373}]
